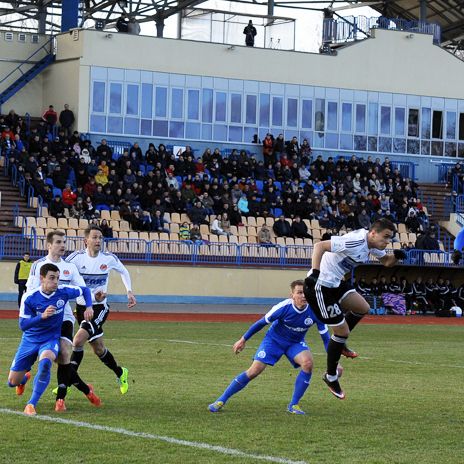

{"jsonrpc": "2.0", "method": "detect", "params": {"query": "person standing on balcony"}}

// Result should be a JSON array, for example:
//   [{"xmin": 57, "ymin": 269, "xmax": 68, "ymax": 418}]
[
  {"xmin": 14, "ymin": 252, "xmax": 33, "ymax": 308},
  {"xmin": 243, "ymin": 20, "xmax": 257, "ymax": 47}
]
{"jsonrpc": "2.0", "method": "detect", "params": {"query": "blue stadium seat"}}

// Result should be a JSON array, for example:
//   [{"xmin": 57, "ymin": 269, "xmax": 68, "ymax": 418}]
[
  {"xmin": 274, "ymin": 181, "xmax": 282, "ymax": 191},
  {"xmin": 273, "ymin": 208, "xmax": 283, "ymax": 217},
  {"xmin": 255, "ymin": 180, "xmax": 264, "ymax": 193},
  {"xmin": 52, "ymin": 187, "xmax": 62, "ymax": 197},
  {"xmin": 45, "ymin": 178, "xmax": 54, "ymax": 187},
  {"xmin": 96, "ymin": 204, "xmax": 110, "ymax": 210}
]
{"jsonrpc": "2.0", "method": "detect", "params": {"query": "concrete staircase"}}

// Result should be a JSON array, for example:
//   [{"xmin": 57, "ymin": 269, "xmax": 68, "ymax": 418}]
[{"xmin": 0, "ymin": 175, "xmax": 36, "ymax": 235}]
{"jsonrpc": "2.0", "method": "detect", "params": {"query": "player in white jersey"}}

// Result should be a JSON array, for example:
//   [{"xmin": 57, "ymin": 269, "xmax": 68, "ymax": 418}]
[
  {"xmin": 26, "ymin": 230, "xmax": 101, "ymax": 411},
  {"xmin": 65, "ymin": 224, "xmax": 136, "ymax": 395},
  {"xmin": 304, "ymin": 218, "xmax": 407, "ymax": 399}
]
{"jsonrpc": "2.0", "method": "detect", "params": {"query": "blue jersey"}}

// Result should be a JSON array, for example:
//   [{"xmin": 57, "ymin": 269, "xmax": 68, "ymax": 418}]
[
  {"xmin": 264, "ymin": 299, "xmax": 327, "ymax": 344},
  {"xmin": 20, "ymin": 285, "xmax": 87, "ymax": 343}
]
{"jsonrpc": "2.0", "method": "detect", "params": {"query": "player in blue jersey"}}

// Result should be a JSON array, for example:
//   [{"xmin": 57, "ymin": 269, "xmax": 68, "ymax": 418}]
[
  {"xmin": 7, "ymin": 263, "xmax": 93, "ymax": 416},
  {"xmin": 209, "ymin": 280, "xmax": 334, "ymax": 415}
]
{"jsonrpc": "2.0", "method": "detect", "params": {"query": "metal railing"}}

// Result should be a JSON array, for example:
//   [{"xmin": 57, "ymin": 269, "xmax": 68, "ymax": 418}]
[
  {"xmin": 0, "ymin": 234, "xmax": 456, "ymax": 268},
  {"xmin": 322, "ymin": 15, "xmax": 441, "ymax": 45},
  {"xmin": 456, "ymin": 195, "xmax": 464, "ymax": 213}
]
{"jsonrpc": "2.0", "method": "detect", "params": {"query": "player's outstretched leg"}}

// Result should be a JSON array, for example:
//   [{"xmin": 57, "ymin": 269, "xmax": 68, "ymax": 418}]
[
  {"xmin": 323, "ymin": 333, "xmax": 347, "ymax": 400},
  {"xmin": 27, "ymin": 358, "xmax": 53, "ymax": 413},
  {"xmin": 209, "ymin": 372, "xmax": 250, "ymax": 412},
  {"xmin": 288, "ymin": 370, "xmax": 312, "ymax": 415}
]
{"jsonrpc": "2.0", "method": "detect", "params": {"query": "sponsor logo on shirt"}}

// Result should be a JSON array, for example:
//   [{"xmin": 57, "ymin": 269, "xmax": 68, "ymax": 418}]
[
  {"xmin": 304, "ymin": 317, "xmax": 313, "ymax": 326},
  {"xmin": 56, "ymin": 299, "xmax": 65, "ymax": 308},
  {"xmin": 100, "ymin": 264, "xmax": 108, "ymax": 271},
  {"xmin": 63, "ymin": 270, "xmax": 70, "ymax": 276}
]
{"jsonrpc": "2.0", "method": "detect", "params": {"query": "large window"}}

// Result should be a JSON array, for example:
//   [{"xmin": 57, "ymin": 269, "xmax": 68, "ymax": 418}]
[
  {"xmin": 327, "ymin": 102, "xmax": 338, "ymax": 131},
  {"xmin": 421, "ymin": 108, "xmax": 431, "ymax": 138},
  {"xmin": 92, "ymin": 82, "xmax": 106, "ymax": 113},
  {"xmin": 394, "ymin": 108, "xmax": 405, "ymax": 136},
  {"xmin": 355, "ymin": 104, "xmax": 366, "ymax": 133},
  {"xmin": 446, "ymin": 111, "xmax": 456, "ymax": 139},
  {"xmin": 368, "ymin": 102, "xmax": 378, "ymax": 135},
  {"xmin": 202, "ymin": 89, "xmax": 213, "ymax": 123},
  {"xmin": 342, "ymin": 103, "xmax": 352, "ymax": 132},
  {"xmin": 246, "ymin": 95, "xmax": 257, "ymax": 125},
  {"xmin": 230, "ymin": 93, "xmax": 242, "ymax": 123},
  {"xmin": 259, "ymin": 94, "xmax": 270, "ymax": 127},
  {"xmin": 171, "ymin": 88, "xmax": 184, "ymax": 119},
  {"xmin": 287, "ymin": 98, "xmax": 298, "ymax": 127},
  {"xmin": 215, "ymin": 92, "xmax": 227, "ymax": 122},
  {"xmin": 380, "ymin": 106, "xmax": 391, "ymax": 135},
  {"xmin": 315, "ymin": 98, "xmax": 325, "ymax": 132},
  {"xmin": 272, "ymin": 96, "xmax": 283, "ymax": 126},
  {"xmin": 155, "ymin": 87, "xmax": 167, "ymax": 118},
  {"xmin": 109, "ymin": 83, "xmax": 122, "ymax": 114},
  {"xmin": 408, "ymin": 109, "xmax": 419, "ymax": 137},
  {"xmin": 187, "ymin": 89, "xmax": 200, "ymax": 120},
  {"xmin": 432, "ymin": 110, "xmax": 443, "ymax": 139},
  {"xmin": 301, "ymin": 99, "xmax": 312, "ymax": 129},
  {"xmin": 141, "ymin": 84, "xmax": 152, "ymax": 118},
  {"xmin": 126, "ymin": 84, "xmax": 139, "ymax": 116}
]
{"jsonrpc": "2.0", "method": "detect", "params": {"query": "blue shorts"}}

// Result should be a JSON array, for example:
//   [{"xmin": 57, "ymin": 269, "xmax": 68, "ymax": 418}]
[
  {"xmin": 10, "ymin": 337, "xmax": 60, "ymax": 372},
  {"xmin": 253, "ymin": 335, "xmax": 309, "ymax": 368}
]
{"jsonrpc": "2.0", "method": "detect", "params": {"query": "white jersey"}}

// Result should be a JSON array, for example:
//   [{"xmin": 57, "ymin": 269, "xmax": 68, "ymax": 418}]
[
  {"xmin": 26, "ymin": 256, "xmax": 85, "ymax": 323},
  {"xmin": 65, "ymin": 249, "xmax": 132, "ymax": 305},
  {"xmin": 310, "ymin": 229, "xmax": 386, "ymax": 288}
]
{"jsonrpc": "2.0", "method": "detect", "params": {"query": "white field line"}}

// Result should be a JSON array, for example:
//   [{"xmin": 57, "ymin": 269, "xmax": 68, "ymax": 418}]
[
  {"xmin": 2, "ymin": 337, "xmax": 464, "ymax": 369},
  {"xmin": 0, "ymin": 408, "xmax": 307, "ymax": 464}
]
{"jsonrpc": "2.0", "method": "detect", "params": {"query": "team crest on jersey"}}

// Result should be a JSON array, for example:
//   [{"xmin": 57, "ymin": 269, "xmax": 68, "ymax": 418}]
[
  {"xmin": 63, "ymin": 270, "xmax": 70, "ymax": 276},
  {"xmin": 56, "ymin": 299, "xmax": 65, "ymax": 308},
  {"xmin": 100, "ymin": 264, "xmax": 108, "ymax": 271},
  {"xmin": 257, "ymin": 350, "xmax": 266, "ymax": 359},
  {"xmin": 304, "ymin": 317, "xmax": 313, "ymax": 326}
]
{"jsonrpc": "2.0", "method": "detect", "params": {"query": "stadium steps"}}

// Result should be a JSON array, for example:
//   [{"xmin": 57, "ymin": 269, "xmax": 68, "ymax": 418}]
[
  {"xmin": 418, "ymin": 183, "xmax": 453, "ymax": 222},
  {"xmin": 0, "ymin": 176, "xmax": 36, "ymax": 234}
]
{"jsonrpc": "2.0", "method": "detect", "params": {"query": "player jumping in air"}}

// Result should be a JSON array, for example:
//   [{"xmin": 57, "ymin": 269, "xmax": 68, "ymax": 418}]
[
  {"xmin": 304, "ymin": 218, "xmax": 406, "ymax": 400},
  {"xmin": 209, "ymin": 280, "xmax": 333, "ymax": 415}
]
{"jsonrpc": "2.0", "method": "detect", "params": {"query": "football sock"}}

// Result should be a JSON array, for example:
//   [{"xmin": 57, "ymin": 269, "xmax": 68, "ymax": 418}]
[
  {"xmin": 327, "ymin": 335, "xmax": 348, "ymax": 376},
  {"xmin": 28, "ymin": 358, "xmax": 52, "ymax": 407},
  {"xmin": 56, "ymin": 364, "xmax": 72, "ymax": 400},
  {"xmin": 69, "ymin": 368, "xmax": 90, "ymax": 395},
  {"xmin": 218, "ymin": 372, "xmax": 250, "ymax": 404},
  {"xmin": 71, "ymin": 347, "xmax": 84, "ymax": 371},
  {"xmin": 345, "ymin": 311, "xmax": 365, "ymax": 331},
  {"xmin": 99, "ymin": 348, "xmax": 123, "ymax": 377},
  {"xmin": 290, "ymin": 370, "xmax": 312, "ymax": 406}
]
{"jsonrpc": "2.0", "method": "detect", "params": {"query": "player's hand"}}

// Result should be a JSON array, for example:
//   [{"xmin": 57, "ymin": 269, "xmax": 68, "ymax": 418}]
[
  {"xmin": 83, "ymin": 307, "xmax": 94, "ymax": 321},
  {"xmin": 304, "ymin": 270, "xmax": 320, "ymax": 292},
  {"xmin": 95, "ymin": 290, "xmax": 107, "ymax": 302},
  {"xmin": 42, "ymin": 305, "xmax": 56, "ymax": 319},
  {"xmin": 233, "ymin": 337, "xmax": 246, "ymax": 354},
  {"xmin": 127, "ymin": 291, "xmax": 137, "ymax": 309},
  {"xmin": 393, "ymin": 249, "xmax": 407, "ymax": 260}
]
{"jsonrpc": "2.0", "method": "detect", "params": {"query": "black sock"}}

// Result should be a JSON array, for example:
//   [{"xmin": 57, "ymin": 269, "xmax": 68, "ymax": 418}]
[
  {"xmin": 71, "ymin": 348, "xmax": 84, "ymax": 371},
  {"xmin": 327, "ymin": 335, "xmax": 348, "ymax": 376},
  {"xmin": 99, "ymin": 349, "xmax": 123, "ymax": 377},
  {"xmin": 345, "ymin": 311, "xmax": 365, "ymax": 332},
  {"xmin": 56, "ymin": 364, "xmax": 72, "ymax": 400},
  {"xmin": 69, "ymin": 367, "xmax": 90, "ymax": 395}
]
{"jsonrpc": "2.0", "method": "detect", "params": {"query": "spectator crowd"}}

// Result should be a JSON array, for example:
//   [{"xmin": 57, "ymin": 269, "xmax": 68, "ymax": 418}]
[{"xmin": 1, "ymin": 109, "xmax": 436, "ymax": 245}]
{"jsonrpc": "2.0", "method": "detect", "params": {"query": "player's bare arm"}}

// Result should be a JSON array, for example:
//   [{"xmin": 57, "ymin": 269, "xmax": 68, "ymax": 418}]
[
  {"xmin": 42, "ymin": 305, "xmax": 57, "ymax": 318},
  {"xmin": 311, "ymin": 240, "xmax": 332, "ymax": 270},
  {"xmin": 83, "ymin": 306, "xmax": 94, "ymax": 321},
  {"xmin": 127, "ymin": 291, "xmax": 137, "ymax": 309}
]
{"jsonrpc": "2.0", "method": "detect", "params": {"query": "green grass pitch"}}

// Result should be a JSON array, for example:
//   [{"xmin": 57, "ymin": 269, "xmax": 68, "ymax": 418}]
[{"xmin": 0, "ymin": 320, "xmax": 463, "ymax": 464}]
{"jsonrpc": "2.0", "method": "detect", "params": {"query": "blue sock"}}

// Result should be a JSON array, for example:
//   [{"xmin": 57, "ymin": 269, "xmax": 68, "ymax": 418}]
[
  {"xmin": 7, "ymin": 372, "xmax": 29, "ymax": 388},
  {"xmin": 217, "ymin": 372, "xmax": 250, "ymax": 404},
  {"xmin": 28, "ymin": 359, "xmax": 52, "ymax": 407},
  {"xmin": 290, "ymin": 370, "xmax": 312, "ymax": 406}
]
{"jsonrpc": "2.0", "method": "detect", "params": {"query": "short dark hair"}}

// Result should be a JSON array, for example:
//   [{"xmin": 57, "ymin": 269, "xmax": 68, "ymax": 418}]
[
  {"xmin": 40, "ymin": 263, "xmax": 59, "ymax": 277},
  {"xmin": 84, "ymin": 224, "xmax": 102, "ymax": 238},
  {"xmin": 290, "ymin": 280, "xmax": 305, "ymax": 291},
  {"xmin": 46, "ymin": 229, "xmax": 65, "ymax": 244},
  {"xmin": 370, "ymin": 218, "xmax": 396, "ymax": 234}
]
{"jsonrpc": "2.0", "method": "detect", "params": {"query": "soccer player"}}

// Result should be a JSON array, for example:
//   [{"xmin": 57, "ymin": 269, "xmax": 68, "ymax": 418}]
[
  {"xmin": 26, "ymin": 230, "xmax": 101, "ymax": 411},
  {"xmin": 8, "ymin": 263, "xmax": 93, "ymax": 415},
  {"xmin": 65, "ymin": 225, "xmax": 136, "ymax": 395},
  {"xmin": 304, "ymin": 218, "xmax": 406, "ymax": 400},
  {"xmin": 209, "ymin": 280, "xmax": 331, "ymax": 415}
]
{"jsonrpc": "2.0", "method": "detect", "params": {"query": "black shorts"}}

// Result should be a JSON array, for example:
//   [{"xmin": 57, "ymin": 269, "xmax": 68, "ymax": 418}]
[
  {"xmin": 304, "ymin": 280, "xmax": 356, "ymax": 326},
  {"xmin": 60, "ymin": 320, "xmax": 74, "ymax": 343},
  {"xmin": 76, "ymin": 304, "xmax": 110, "ymax": 343}
]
